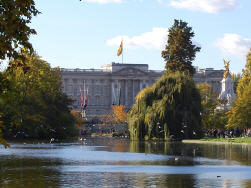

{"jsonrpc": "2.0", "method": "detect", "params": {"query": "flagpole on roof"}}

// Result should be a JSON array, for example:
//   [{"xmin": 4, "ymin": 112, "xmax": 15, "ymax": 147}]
[
  {"xmin": 80, "ymin": 81, "xmax": 88, "ymax": 119},
  {"xmin": 80, "ymin": 87, "xmax": 84, "ymax": 118},
  {"xmin": 83, "ymin": 80, "xmax": 86, "ymax": 118}
]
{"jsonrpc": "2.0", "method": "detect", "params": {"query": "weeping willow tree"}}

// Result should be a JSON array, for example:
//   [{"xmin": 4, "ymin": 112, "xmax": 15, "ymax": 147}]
[
  {"xmin": 128, "ymin": 20, "xmax": 202, "ymax": 140},
  {"xmin": 128, "ymin": 72, "xmax": 202, "ymax": 140}
]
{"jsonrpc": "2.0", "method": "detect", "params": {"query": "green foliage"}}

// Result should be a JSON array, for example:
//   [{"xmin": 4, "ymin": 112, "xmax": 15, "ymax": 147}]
[
  {"xmin": 128, "ymin": 72, "xmax": 203, "ymax": 140},
  {"xmin": 0, "ymin": 53, "xmax": 77, "ymax": 140},
  {"xmin": 128, "ymin": 20, "xmax": 202, "ymax": 140},
  {"xmin": 227, "ymin": 49, "xmax": 251, "ymax": 129},
  {"xmin": 0, "ymin": 0, "xmax": 40, "ymax": 144},
  {"xmin": 161, "ymin": 19, "xmax": 201, "ymax": 76},
  {"xmin": 0, "ymin": 71, "xmax": 11, "ymax": 147},
  {"xmin": 231, "ymin": 73, "xmax": 241, "ymax": 93},
  {"xmin": 71, "ymin": 110, "xmax": 84, "ymax": 130},
  {"xmin": 196, "ymin": 83, "xmax": 228, "ymax": 129},
  {"xmin": 0, "ymin": 0, "xmax": 40, "ymax": 60}
]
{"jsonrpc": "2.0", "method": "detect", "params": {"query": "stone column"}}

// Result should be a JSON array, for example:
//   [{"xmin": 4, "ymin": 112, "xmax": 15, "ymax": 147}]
[
  {"xmin": 111, "ymin": 81, "xmax": 115, "ymax": 105},
  {"xmin": 125, "ymin": 80, "xmax": 128, "ymax": 106},
  {"xmin": 108, "ymin": 80, "xmax": 112, "ymax": 106},
  {"xmin": 118, "ymin": 79, "xmax": 121, "ymax": 105},
  {"xmin": 132, "ymin": 79, "xmax": 134, "ymax": 104},
  {"xmin": 116, "ymin": 79, "xmax": 119, "ymax": 105},
  {"xmin": 121, "ymin": 79, "xmax": 125, "ymax": 105},
  {"xmin": 139, "ymin": 80, "xmax": 143, "ymax": 91}
]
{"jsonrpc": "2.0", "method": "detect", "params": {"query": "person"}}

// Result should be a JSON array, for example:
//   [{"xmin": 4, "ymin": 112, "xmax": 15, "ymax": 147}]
[{"xmin": 80, "ymin": 129, "xmax": 87, "ymax": 136}]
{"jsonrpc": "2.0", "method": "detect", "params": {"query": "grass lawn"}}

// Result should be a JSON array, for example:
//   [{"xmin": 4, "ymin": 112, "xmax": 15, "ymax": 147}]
[
  {"xmin": 91, "ymin": 133, "xmax": 112, "ymax": 137},
  {"xmin": 184, "ymin": 137, "xmax": 251, "ymax": 143}
]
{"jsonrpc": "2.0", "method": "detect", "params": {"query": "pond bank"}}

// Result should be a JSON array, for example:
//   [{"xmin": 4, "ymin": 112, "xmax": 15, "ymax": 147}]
[{"xmin": 183, "ymin": 137, "xmax": 251, "ymax": 145}]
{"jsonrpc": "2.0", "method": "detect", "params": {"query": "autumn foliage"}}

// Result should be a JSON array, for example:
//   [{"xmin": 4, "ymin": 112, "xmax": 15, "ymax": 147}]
[
  {"xmin": 112, "ymin": 105, "xmax": 127, "ymax": 124},
  {"xmin": 227, "ymin": 49, "xmax": 251, "ymax": 129}
]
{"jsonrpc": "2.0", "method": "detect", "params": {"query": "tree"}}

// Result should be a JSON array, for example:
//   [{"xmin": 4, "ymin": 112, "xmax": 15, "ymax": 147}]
[
  {"xmin": 128, "ymin": 72, "xmax": 202, "ymax": 141},
  {"xmin": 227, "ymin": 49, "xmax": 251, "ymax": 129},
  {"xmin": 128, "ymin": 20, "xmax": 202, "ymax": 141},
  {"xmin": 0, "ymin": 0, "xmax": 40, "ymax": 61},
  {"xmin": 0, "ymin": 0, "xmax": 39, "ymax": 146},
  {"xmin": 161, "ymin": 19, "xmax": 201, "ymax": 76},
  {"xmin": 0, "ymin": 68, "xmax": 11, "ymax": 147},
  {"xmin": 1, "ymin": 53, "xmax": 77, "ymax": 139},
  {"xmin": 71, "ymin": 110, "xmax": 84, "ymax": 130},
  {"xmin": 112, "ymin": 105, "xmax": 127, "ymax": 124},
  {"xmin": 231, "ymin": 73, "xmax": 241, "ymax": 93},
  {"xmin": 100, "ymin": 105, "xmax": 127, "ymax": 134},
  {"xmin": 196, "ymin": 83, "xmax": 227, "ymax": 129}
]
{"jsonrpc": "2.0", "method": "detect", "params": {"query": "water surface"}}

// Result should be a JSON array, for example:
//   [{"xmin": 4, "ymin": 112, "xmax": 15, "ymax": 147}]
[{"xmin": 0, "ymin": 138, "xmax": 250, "ymax": 188}]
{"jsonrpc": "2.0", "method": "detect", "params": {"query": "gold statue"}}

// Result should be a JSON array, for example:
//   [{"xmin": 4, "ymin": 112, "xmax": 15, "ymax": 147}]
[{"xmin": 223, "ymin": 60, "xmax": 231, "ymax": 78}]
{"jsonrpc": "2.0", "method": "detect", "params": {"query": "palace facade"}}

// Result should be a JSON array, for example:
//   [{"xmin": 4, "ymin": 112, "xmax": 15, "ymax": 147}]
[{"xmin": 61, "ymin": 63, "xmax": 224, "ymax": 115}]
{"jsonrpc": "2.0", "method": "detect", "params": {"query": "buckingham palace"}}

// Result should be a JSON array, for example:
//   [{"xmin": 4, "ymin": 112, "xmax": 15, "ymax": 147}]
[{"xmin": 60, "ymin": 62, "xmax": 224, "ymax": 115}]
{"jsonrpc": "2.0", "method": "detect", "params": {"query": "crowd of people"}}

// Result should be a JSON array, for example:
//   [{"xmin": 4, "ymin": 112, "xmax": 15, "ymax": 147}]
[{"xmin": 206, "ymin": 128, "xmax": 251, "ymax": 138}]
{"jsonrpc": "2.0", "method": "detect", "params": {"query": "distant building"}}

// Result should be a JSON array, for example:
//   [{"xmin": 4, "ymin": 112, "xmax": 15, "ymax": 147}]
[
  {"xmin": 193, "ymin": 67, "xmax": 224, "ymax": 94},
  {"xmin": 61, "ymin": 63, "xmax": 224, "ymax": 115},
  {"xmin": 61, "ymin": 63, "xmax": 163, "ymax": 115}
]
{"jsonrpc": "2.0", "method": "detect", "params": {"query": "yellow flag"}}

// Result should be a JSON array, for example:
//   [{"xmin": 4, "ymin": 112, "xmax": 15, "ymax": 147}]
[{"xmin": 117, "ymin": 41, "xmax": 123, "ymax": 56}]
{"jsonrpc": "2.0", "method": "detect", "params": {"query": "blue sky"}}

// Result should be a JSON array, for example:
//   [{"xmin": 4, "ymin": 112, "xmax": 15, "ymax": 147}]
[{"xmin": 28, "ymin": 0, "xmax": 251, "ymax": 73}]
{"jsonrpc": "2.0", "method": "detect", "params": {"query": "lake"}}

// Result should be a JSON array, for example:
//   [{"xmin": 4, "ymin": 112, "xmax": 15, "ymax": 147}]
[{"xmin": 0, "ymin": 137, "xmax": 251, "ymax": 188}]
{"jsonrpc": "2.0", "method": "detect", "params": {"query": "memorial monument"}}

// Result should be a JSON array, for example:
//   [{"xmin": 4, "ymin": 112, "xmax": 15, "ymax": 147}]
[{"xmin": 218, "ymin": 60, "xmax": 236, "ymax": 110}]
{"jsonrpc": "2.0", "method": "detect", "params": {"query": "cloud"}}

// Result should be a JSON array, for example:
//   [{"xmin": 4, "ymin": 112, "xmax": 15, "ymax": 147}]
[
  {"xmin": 215, "ymin": 34, "xmax": 251, "ymax": 58},
  {"xmin": 107, "ymin": 28, "xmax": 169, "ymax": 50},
  {"xmin": 169, "ymin": 0, "xmax": 237, "ymax": 14},
  {"xmin": 86, "ymin": 0, "xmax": 122, "ymax": 4}
]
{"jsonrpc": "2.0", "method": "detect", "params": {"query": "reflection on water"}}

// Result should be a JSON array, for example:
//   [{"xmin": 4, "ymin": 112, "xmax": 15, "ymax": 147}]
[
  {"xmin": 56, "ymin": 172, "xmax": 195, "ymax": 188},
  {"xmin": 0, "ymin": 138, "xmax": 250, "ymax": 188},
  {"xmin": 129, "ymin": 141, "xmax": 251, "ymax": 165}
]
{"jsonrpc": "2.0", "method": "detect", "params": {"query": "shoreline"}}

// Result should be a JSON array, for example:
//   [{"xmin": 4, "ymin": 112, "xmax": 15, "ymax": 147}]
[{"xmin": 182, "ymin": 139, "xmax": 251, "ymax": 145}]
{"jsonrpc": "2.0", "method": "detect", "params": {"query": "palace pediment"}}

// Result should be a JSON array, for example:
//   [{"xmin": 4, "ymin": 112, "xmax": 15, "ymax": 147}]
[{"xmin": 113, "ymin": 67, "xmax": 149, "ymax": 76}]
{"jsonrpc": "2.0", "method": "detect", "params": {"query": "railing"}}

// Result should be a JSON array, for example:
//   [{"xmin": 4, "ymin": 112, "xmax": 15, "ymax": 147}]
[
  {"xmin": 61, "ymin": 68, "xmax": 164, "ymax": 74},
  {"xmin": 148, "ymin": 70, "xmax": 164, "ymax": 73},
  {"xmin": 60, "ymin": 68, "xmax": 108, "ymax": 73}
]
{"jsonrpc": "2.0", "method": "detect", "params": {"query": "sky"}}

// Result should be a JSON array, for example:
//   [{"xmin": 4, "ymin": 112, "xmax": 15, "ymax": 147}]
[{"xmin": 27, "ymin": 0, "xmax": 251, "ymax": 73}]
